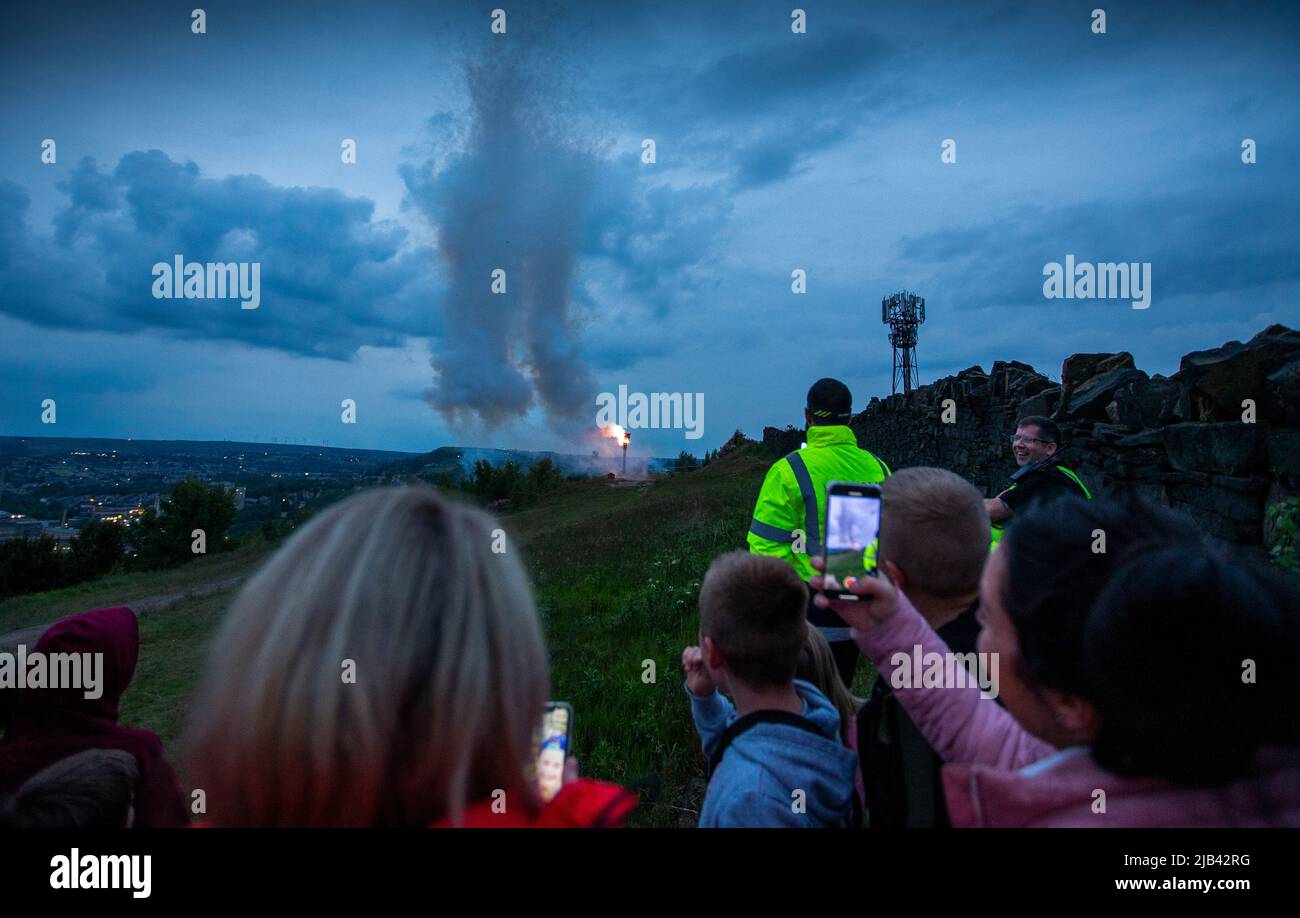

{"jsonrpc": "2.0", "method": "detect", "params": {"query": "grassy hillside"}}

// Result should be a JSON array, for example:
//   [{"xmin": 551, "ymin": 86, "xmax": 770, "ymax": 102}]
[
  {"xmin": 116, "ymin": 589, "xmax": 234, "ymax": 792},
  {"xmin": 0, "ymin": 543, "xmax": 269, "ymax": 636},
  {"xmin": 1, "ymin": 445, "xmax": 779, "ymax": 827},
  {"xmin": 508, "ymin": 445, "xmax": 773, "ymax": 825}
]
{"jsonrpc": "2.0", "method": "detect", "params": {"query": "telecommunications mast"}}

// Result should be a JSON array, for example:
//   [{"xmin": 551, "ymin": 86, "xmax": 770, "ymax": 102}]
[{"xmin": 881, "ymin": 291, "xmax": 925, "ymax": 396}]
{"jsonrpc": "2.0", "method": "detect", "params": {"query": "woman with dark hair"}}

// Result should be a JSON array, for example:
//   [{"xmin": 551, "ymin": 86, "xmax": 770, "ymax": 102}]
[{"xmin": 812, "ymin": 495, "xmax": 1300, "ymax": 827}]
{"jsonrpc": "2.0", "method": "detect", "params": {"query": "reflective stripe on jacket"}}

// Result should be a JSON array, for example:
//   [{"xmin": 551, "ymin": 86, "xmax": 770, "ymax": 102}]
[
  {"xmin": 747, "ymin": 425, "xmax": 890, "ymax": 581},
  {"xmin": 990, "ymin": 464, "xmax": 1091, "ymax": 549}
]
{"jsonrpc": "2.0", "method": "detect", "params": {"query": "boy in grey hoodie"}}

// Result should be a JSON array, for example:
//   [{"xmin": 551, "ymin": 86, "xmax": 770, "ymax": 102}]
[{"xmin": 682, "ymin": 551, "xmax": 858, "ymax": 828}]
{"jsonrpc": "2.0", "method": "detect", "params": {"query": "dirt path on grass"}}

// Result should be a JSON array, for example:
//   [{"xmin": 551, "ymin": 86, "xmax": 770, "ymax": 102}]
[{"xmin": 0, "ymin": 575, "xmax": 246, "ymax": 652}]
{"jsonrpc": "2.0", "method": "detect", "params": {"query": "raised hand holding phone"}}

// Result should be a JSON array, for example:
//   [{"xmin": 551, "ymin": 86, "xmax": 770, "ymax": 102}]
[
  {"xmin": 820, "ymin": 481, "xmax": 882, "ymax": 599},
  {"xmin": 810, "ymin": 554, "xmax": 901, "ymax": 632}
]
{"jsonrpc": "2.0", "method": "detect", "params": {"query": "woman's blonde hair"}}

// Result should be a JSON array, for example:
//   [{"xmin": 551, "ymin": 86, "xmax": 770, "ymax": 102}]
[
  {"xmin": 796, "ymin": 623, "xmax": 862, "ymax": 744},
  {"xmin": 185, "ymin": 485, "xmax": 548, "ymax": 826}
]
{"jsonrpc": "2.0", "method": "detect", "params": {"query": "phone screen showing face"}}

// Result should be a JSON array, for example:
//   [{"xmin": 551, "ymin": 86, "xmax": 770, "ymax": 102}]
[
  {"xmin": 534, "ymin": 702, "xmax": 572, "ymax": 803},
  {"xmin": 823, "ymin": 485, "xmax": 882, "ymax": 598}
]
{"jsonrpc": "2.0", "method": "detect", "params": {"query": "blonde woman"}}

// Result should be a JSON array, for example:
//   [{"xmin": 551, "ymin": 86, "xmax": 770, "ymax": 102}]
[{"xmin": 185, "ymin": 486, "xmax": 634, "ymax": 827}]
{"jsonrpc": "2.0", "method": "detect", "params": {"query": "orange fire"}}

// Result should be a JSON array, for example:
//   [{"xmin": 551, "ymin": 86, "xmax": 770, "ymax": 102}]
[{"xmin": 599, "ymin": 424, "xmax": 630, "ymax": 446}]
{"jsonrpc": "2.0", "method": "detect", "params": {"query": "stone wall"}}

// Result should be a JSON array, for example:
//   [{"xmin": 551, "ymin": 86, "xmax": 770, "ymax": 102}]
[{"xmin": 762, "ymin": 325, "xmax": 1300, "ymax": 550}]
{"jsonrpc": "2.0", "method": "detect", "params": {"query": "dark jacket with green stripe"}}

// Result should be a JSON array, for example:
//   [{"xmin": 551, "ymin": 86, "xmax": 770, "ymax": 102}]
[
  {"xmin": 990, "ymin": 460, "xmax": 1092, "ymax": 548},
  {"xmin": 747, "ymin": 425, "xmax": 890, "ymax": 582}
]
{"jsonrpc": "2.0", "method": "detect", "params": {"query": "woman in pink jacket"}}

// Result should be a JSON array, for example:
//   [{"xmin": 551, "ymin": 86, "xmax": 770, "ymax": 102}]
[{"xmin": 812, "ymin": 495, "xmax": 1300, "ymax": 827}]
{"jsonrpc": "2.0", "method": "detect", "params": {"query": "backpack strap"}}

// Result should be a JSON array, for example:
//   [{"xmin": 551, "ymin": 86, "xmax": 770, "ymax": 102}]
[
  {"xmin": 707, "ymin": 710, "xmax": 861, "ymax": 828},
  {"xmin": 706, "ymin": 710, "xmax": 827, "ymax": 781},
  {"xmin": 897, "ymin": 710, "xmax": 938, "ymax": 827}
]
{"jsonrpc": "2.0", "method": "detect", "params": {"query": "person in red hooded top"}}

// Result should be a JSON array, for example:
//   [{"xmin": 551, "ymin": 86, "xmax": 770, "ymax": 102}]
[
  {"xmin": 0, "ymin": 606, "xmax": 188, "ymax": 827},
  {"xmin": 184, "ymin": 486, "xmax": 635, "ymax": 828}
]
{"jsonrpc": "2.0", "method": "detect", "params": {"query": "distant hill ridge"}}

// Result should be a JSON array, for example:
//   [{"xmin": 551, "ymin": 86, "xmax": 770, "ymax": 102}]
[{"xmin": 0, "ymin": 436, "xmax": 417, "ymax": 461}]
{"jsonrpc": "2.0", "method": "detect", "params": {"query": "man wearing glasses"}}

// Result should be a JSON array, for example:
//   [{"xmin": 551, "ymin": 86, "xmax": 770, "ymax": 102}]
[{"xmin": 986, "ymin": 416, "xmax": 1090, "ymax": 547}]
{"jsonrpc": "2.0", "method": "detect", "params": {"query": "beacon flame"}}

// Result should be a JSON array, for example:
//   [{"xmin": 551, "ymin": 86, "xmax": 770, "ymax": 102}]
[
  {"xmin": 597, "ymin": 424, "xmax": 631, "ymax": 475},
  {"xmin": 599, "ymin": 423, "xmax": 627, "ymax": 443}
]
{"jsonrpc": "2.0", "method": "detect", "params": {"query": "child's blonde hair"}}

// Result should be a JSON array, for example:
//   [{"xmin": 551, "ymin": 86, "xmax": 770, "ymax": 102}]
[
  {"xmin": 796, "ymin": 623, "xmax": 862, "ymax": 744},
  {"xmin": 185, "ymin": 486, "xmax": 548, "ymax": 826}
]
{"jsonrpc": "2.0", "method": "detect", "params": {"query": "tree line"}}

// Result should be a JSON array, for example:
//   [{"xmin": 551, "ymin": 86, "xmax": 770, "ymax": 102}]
[{"xmin": 0, "ymin": 480, "xmax": 237, "ymax": 601}]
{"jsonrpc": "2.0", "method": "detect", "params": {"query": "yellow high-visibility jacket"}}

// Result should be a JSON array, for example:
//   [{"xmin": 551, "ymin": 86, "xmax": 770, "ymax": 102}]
[{"xmin": 747, "ymin": 425, "xmax": 890, "ymax": 582}]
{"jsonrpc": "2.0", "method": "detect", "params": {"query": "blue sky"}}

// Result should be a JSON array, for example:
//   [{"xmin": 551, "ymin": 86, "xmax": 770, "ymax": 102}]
[{"xmin": 1, "ymin": 0, "xmax": 1297, "ymax": 456}]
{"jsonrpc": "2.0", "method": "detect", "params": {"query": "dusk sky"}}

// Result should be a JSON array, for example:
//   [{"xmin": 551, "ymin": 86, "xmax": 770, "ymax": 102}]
[{"xmin": 2, "ymin": 0, "xmax": 1297, "ymax": 457}]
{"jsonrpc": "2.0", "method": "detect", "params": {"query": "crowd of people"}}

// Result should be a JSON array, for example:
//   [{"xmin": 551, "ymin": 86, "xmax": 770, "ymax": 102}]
[{"xmin": 1, "ymin": 377, "xmax": 1297, "ymax": 828}]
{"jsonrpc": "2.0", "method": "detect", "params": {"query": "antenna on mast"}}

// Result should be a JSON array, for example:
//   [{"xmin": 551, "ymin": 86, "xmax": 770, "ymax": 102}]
[{"xmin": 882, "ymin": 291, "xmax": 926, "ymax": 396}]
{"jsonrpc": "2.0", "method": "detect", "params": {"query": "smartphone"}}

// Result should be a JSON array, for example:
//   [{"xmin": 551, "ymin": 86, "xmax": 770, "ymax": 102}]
[
  {"xmin": 533, "ymin": 701, "xmax": 573, "ymax": 803},
  {"xmin": 820, "ymin": 481, "xmax": 883, "ymax": 601}
]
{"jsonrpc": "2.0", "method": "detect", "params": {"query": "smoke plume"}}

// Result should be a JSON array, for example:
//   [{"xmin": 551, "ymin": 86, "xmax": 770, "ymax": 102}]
[{"xmin": 419, "ymin": 47, "xmax": 597, "ymax": 431}]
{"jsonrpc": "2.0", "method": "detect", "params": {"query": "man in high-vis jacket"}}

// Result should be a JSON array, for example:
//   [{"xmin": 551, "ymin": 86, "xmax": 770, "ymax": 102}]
[
  {"xmin": 987, "ymin": 415, "xmax": 1091, "ymax": 548},
  {"xmin": 747, "ymin": 378, "xmax": 891, "ymax": 687}
]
